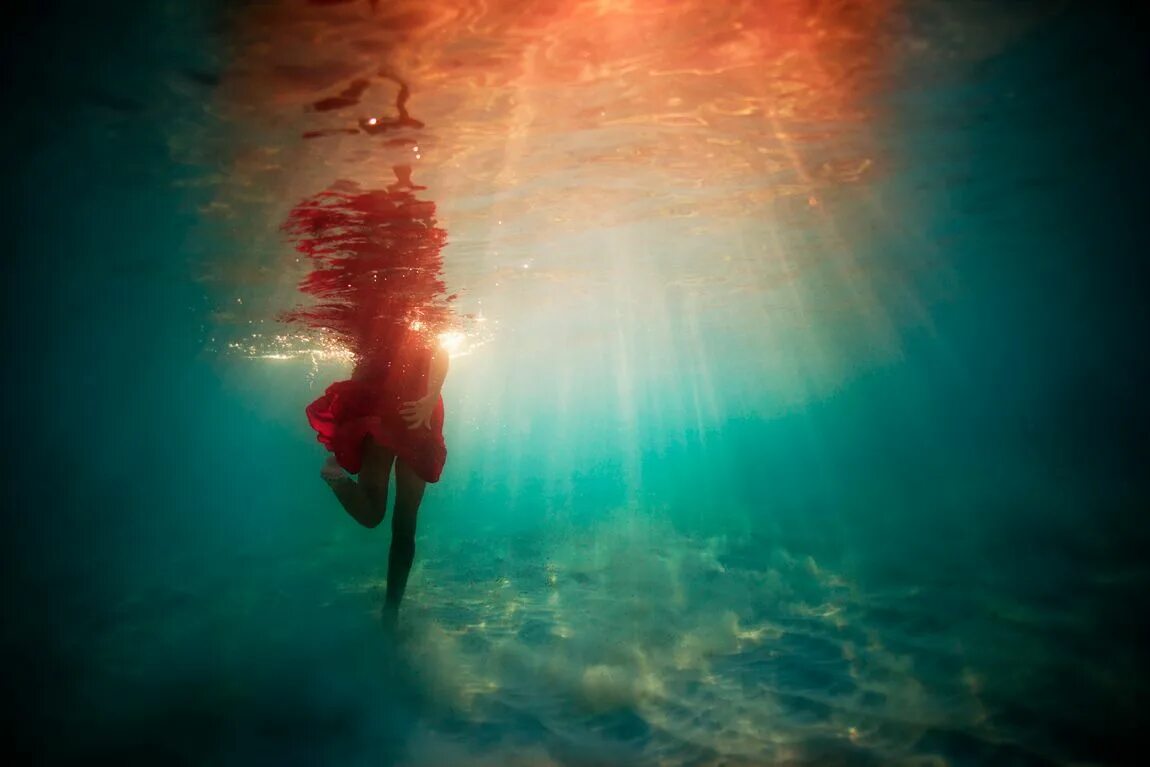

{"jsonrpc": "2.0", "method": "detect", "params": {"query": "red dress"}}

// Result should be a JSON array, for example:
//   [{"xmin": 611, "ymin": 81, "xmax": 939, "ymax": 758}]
[{"xmin": 306, "ymin": 339, "xmax": 446, "ymax": 483}]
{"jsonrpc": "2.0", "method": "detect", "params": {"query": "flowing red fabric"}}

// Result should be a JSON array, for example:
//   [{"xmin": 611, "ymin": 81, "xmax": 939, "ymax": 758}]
[
  {"xmin": 283, "ymin": 173, "xmax": 454, "ymax": 482},
  {"xmin": 305, "ymin": 378, "xmax": 446, "ymax": 482}
]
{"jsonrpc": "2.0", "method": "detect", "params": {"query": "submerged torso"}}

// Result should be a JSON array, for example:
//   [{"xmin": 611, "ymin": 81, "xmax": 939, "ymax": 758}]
[{"xmin": 351, "ymin": 329, "xmax": 434, "ymax": 405}]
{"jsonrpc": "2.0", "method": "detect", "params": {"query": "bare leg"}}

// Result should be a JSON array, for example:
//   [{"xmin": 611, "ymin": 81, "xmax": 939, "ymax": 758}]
[
  {"xmin": 384, "ymin": 459, "xmax": 427, "ymax": 619},
  {"xmin": 322, "ymin": 439, "xmax": 394, "ymax": 529}
]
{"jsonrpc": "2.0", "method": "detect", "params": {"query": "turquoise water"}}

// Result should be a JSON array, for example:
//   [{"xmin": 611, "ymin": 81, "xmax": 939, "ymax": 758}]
[{"xmin": 4, "ymin": 1, "xmax": 1148, "ymax": 765}]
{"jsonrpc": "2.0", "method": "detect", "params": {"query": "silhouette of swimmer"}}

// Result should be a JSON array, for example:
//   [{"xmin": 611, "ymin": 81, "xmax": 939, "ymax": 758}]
[{"xmin": 283, "ymin": 166, "xmax": 455, "ymax": 629}]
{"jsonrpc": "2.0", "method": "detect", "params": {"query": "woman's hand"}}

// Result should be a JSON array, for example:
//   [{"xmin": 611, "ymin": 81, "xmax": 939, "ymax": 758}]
[{"xmin": 400, "ymin": 395, "xmax": 436, "ymax": 430}]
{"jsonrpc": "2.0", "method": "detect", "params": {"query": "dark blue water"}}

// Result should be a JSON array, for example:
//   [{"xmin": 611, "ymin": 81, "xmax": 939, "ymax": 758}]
[{"xmin": 4, "ymin": 2, "xmax": 1148, "ymax": 765}]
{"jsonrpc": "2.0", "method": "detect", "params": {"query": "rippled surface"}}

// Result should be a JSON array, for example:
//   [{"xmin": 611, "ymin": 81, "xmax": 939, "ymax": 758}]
[{"xmin": 198, "ymin": 0, "xmax": 1047, "ymax": 418}]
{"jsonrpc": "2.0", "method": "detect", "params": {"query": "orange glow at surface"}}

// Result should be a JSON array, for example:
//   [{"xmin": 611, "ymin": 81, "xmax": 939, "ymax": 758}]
[
  {"xmin": 210, "ymin": 0, "xmax": 897, "ymax": 230},
  {"xmin": 202, "ymin": 0, "xmax": 903, "ymax": 344},
  {"xmin": 197, "ymin": 0, "xmax": 1041, "ymax": 416}
]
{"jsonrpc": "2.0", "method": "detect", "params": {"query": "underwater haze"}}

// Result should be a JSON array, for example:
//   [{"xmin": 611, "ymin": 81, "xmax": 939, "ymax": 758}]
[{"xmin": 3, "ymin": 1, "xmax": 1148, "ymax": 765}]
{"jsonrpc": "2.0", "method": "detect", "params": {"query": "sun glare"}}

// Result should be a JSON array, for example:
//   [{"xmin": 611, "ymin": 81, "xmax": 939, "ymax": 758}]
[{"xmin": 438, "ymin": 330, "xmax": 467, "ymax": 357}]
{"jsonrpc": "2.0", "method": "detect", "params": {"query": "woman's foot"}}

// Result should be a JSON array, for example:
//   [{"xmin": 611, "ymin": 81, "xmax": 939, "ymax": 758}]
[
  {"xmin": 381, "ymin": 603, "xmax": 400, "ymax": 635},
  {"xmin": 320, "ymin": 456, "xmax": 348, "ymax": 483}
]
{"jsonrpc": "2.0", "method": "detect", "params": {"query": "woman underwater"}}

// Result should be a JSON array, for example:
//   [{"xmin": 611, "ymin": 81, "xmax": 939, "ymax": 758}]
[{"xmin": 284, "ymin": 167, "xmax": 455, "ymax": 628}]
